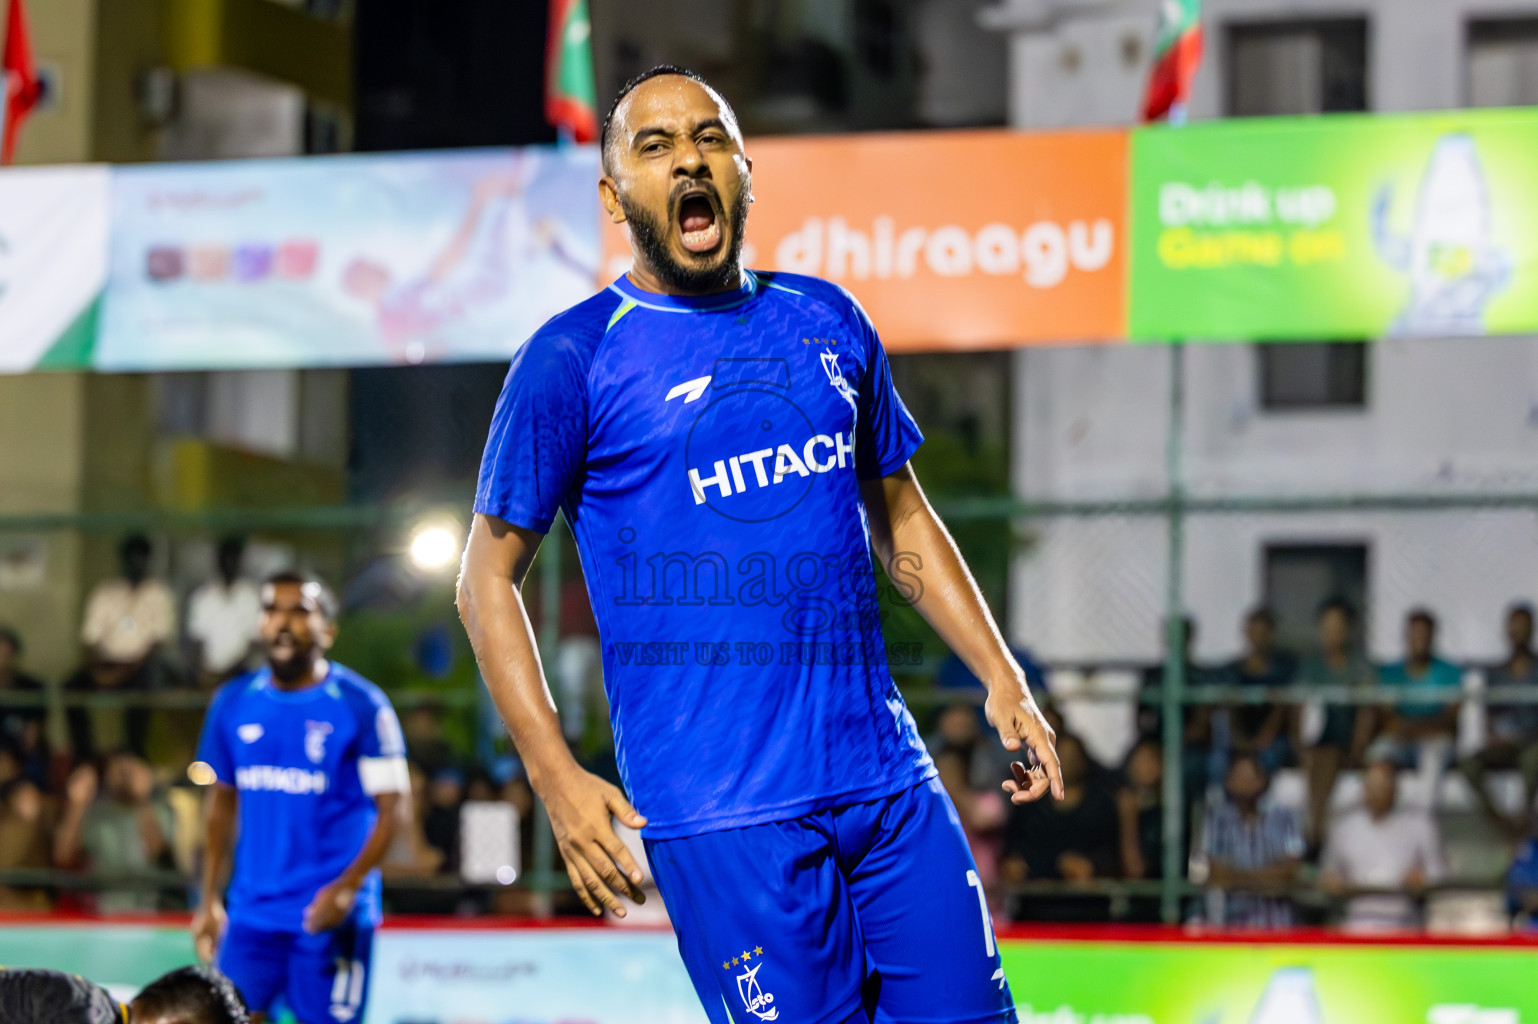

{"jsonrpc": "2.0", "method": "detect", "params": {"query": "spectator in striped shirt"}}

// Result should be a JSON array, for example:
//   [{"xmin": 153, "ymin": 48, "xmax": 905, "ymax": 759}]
[{"xmin": 1199, "ymin": 753, "xmax": 1305, "ymax": 929}]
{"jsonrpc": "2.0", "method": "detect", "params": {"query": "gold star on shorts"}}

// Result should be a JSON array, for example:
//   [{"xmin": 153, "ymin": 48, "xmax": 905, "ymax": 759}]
[{"xmin": 754, "ymin": 945, "xmax": 764, "ymax": 956}]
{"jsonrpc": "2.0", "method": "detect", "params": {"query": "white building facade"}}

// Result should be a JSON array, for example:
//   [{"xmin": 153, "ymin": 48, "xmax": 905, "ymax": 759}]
[{"xmin": 990, "ymin": 0, "xmax": 1538, "ymax": 664}]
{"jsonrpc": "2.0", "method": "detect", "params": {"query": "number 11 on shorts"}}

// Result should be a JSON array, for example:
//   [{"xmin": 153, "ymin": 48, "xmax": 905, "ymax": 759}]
[{"xmin": 965, "ymin": 869, "xmax": 996, "ymax": 958}]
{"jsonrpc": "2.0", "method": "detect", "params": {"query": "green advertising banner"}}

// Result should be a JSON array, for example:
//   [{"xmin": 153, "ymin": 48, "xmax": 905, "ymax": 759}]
[
  {"xmin": 1129, "ymin": 107, "xmax": 1538, "ymax": 341},
  {"xmin": 0, "ymin": 923, "xmax": 1536, "ymax": 1023},
  {"xmin": 1000, "ymin": 937, "xmax": 1538, "ymax": 1023}
]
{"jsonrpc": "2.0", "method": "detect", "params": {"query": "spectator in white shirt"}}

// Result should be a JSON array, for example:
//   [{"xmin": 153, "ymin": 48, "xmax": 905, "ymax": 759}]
[
  {"xmin": 186, "ymin": 537, "xmax": 261, "ymax": 687},
  {"xmin": 1321, "ymin": 759, "xmax": 1447, "ymax": 932},
  {"xmin": 70, "ymin": 535, "xmax": 177, "ymax": 759}
]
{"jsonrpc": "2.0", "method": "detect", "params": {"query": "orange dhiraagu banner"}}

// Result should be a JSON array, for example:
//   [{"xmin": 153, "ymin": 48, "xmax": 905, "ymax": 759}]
[{"xmin": 600, "ymin": 129, "xmax": 1129, "ymax": 351}]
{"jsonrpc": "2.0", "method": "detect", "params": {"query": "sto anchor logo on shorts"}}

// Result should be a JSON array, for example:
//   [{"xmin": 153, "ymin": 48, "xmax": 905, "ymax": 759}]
[{"xmin": 721, "ymin": 945, "xmax": 777, "ymax": 1022}]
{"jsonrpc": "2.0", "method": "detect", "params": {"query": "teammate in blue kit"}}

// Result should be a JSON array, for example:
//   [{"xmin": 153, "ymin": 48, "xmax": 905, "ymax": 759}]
[
  {"xmin": 192, "ymin": 573, "xmax": 408, "ymax": 1024},
  {"xmin": 457, "ymin": 67, "xmax": 1063, "ymax": 1024}
]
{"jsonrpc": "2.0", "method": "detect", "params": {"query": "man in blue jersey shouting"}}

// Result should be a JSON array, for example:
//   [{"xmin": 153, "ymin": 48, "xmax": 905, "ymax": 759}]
[
  {"xmin": 192, "ymin": 573, "xmax": 407, "ymax": 1024},
  {"xmin": 457, "ymin": 66, "xmax": 1062, "ymax": 1024}
]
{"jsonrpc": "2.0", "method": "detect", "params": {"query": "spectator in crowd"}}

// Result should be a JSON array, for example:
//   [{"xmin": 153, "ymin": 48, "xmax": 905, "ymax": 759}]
[
  {"xmin": 1117, "ymin": 739, "xmax": 1164, "ymax": 882},
  {"xmin": 1222, "ymin": 607, "xmax": 1295, "ymax": 774},
  {"xmin": 1138, "ymin": 617, "xmax": 1216, "ymax": 808},
  {"xmin": 0, "ymin": 627, "xmax": 48, "ymax": 790},
  {"xmin": 1293, "ymin": 598, "xmax": 1377, "ymax": 847},
  {"xmin": 930, "ymin": 703, "xmax": 1008, "ymax": 912},
  {"xmin": 1506, "ymin": 829, "xmax": 1538, "ymax": 930},
  {"xmin": 1116, "ymin": 739, "xmax": 1166, "ymax": 922},
  {"xmin": 556, "ymin": 576, "xmax": 602, "ymax": 744},
  {"xmin": 401, "ymin": 704, "xmax": 456, "ymax": 777},
  {"xmin": 422, "ymin": 766, "xmax": 465, "ymax": 875},
  {"xmin": 186, "ymin": 536, "xmax": 261, "ymax": 688},
  {"xmin": 1320, "ymin": 759, "xmax": 1446, "ymax": 932},
  {"xmin": 0, "ymin": 777, "xmax": 51, "ymax": 909},
  {"xmin": 1461, "ymin": 602, "xmax": 1538, "ymax": 836},
  {"xmin": 1198, "ymin": 753, "xmax": 1304, "ymax": 929},
  {"xmin": 1002, "ymin": 733, "xmax": 1118, "ymax": 921},
  {"xmin": 53, "ymin": 752, "xmax": 173, "ymax": 913},
  {"xmin": 1370, "ymin": 609, "xmax": 1462, "ymax": 773},
  {"xmin": 69, "ymin": 535, "xmax": 177, "ymax": 760},
  {"xmin": 381, "ymin": 762, "xmax": 444, "ymax": 880}
]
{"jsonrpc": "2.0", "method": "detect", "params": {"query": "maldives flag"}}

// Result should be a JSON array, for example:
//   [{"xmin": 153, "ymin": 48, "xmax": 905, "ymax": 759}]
[
  {"xmin": 2, "ymin": 0, "xmax": 40, "ymax": 164},
  {"xmin": 546, "ymin": 0, "xmax": 597, "ymax": 143},
  {"xmin": 1141, "ymin": 0, "xmax": 1203, "ymax": 123}
]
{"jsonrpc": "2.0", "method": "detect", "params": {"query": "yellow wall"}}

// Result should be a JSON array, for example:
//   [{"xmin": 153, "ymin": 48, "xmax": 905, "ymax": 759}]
[
  {"xmin": 0, "ymin": 374, "xmax": 87, "ymax": 681},
  {"xmin": 12, "ymin": 0, "xmax": 97, "ymax": 165}
]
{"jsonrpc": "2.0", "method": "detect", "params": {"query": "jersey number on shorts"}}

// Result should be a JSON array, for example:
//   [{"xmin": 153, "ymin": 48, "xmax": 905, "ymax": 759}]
[{"xmin": 330, "ymin": 958, "xmax": 366, "ymax": 1022}]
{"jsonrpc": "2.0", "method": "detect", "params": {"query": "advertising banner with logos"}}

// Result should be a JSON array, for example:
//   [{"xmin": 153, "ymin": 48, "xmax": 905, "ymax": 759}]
[
  {"xmin": 1129, "ymin": 107, "xmax": 1538, "ymax": 341},
  {"xmin": 2, "ymin": 920, "xmax": 1536, "ymax": 1024},
  {"xmin": 600, "ymin": 129, "xmax": 1130, "ymax": 351},
  {"xmin": 97, "ymin": 147, "xmax": 601, "ymax": 371},
  {"xmin": 14, "ymin": 107, "xmax": 1538, "ymax": 371},
  {"xmin": 0, "ymin": 166, "xmax": 109, "ymax": 373}
]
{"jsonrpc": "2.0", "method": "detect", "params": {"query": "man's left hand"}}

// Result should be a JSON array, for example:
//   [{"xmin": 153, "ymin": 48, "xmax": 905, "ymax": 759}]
[
  {"xmin": 986, "ymin": 676, "xmax": 1063, "ymax": 804},
  {"xmin": 303, "ymin": 879, "xmax": 358, "ymax": 934}
]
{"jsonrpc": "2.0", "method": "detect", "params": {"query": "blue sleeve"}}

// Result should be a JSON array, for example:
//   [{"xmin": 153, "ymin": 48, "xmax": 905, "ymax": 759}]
[
  {"xmin": 347, "ymin": 682, "xmax": 406, "ymax": 760},
  {"xmin": 473, "ymin": 331, "xmax": 590, "ymax": 533},
  {"xmin": 195, "ymin": 684, "xmax": 235, "ymax": 784},
  {"xmin": 846, "ymin": 293, "xmax": 923, "ymax": 479}
]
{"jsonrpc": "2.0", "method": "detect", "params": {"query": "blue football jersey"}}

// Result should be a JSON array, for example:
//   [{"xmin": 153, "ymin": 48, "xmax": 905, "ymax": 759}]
[
  {"xmin": 474, "ymin": 271, "xmax": 936, "ymax": 838},
  {"xmin": 195, "ymin": 664, "xmax": 406, "ymax": 931}
]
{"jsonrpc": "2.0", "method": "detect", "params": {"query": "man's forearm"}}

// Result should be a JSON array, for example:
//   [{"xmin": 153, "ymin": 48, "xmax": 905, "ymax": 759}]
[
  {"xmin": 201, "ymin": 787, "xmax": 235, "ymax": 903},
  {"xmin": 458, "ymin": 571, "xmax": 576, "ymax": 786}
]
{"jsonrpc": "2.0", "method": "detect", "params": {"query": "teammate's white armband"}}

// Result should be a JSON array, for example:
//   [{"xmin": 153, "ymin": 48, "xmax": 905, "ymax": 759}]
[{"xmin": 358, "ymin": 755, "xmax": 411, "ymax": 795}]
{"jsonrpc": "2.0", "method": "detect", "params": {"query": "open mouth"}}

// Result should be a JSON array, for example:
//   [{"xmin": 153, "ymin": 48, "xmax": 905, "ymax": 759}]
[{"xmin": 676, "ymin": 191, "xmax": 722, "ymax": 254}]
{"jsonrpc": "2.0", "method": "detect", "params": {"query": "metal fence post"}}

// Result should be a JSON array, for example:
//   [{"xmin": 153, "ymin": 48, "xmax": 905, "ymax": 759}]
[
  {"xmin": 530, "ymin": 511, "xmax": 564, "ymax": 916},
  {"xmin": 1160, "ymin": 342, "xmax": 1187, "ymax": 924}
]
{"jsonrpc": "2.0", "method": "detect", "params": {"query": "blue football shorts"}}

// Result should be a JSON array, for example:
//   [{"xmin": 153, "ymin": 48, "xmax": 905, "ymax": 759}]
[
  {"xmin": 645, "ymin": 777, "xmax": 1017, "ymax": 1024},
  {"xmin": 217, "ymin": 918, "xmax": 374, "ymax": 1024}
]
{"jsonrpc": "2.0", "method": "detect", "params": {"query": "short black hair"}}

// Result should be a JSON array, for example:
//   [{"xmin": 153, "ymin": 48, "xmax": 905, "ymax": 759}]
[
  {"xmin": 0, "ymin": 625, "xmax": 20, "ymax": 656},
  {"xmin": 120, "ymin": 533, "xmax": 152, "ymax": 559},
  {"xmin": 1508, "ymin": 601, "xmax": 1534, "ymax": 622},
  {"xmin": 1407, "ymin": 607, "xmax": 1438, "ymax": 630},
  {"xmin": 130, "ymin": 966, "xmax": 250, "ymax": 1024},
  {"xmin": 599, "ymin": 64, "xmax": 735, "ymax": 174},
  {"xmin": 262, "ymin": 570, "xmax": 339, "ymax": 622},
  {"xmin": 1245, "ymin": 606, "xmax": 1277, "ymax": 629},
  {"xmin": 1317, "ymin": 596, "xmax": 1357, "ymax": 624}
]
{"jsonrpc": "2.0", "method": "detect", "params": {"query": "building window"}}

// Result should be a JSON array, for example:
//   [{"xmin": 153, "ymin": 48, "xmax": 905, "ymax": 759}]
[
  {"xmin": 1263, "ymin": 544, "xmax": 1370, "ymax": 653},
  {"xmin": 1256, "ymin": 342, "xmax": 1368, "ymax": 411},
  {"xmin": 1468, "ymin": 19, "xmax": 1538, "ymax": 107},
  {"xmin": 1227, "ymin": 18, "xmax": 1369, "ymax": 116}
]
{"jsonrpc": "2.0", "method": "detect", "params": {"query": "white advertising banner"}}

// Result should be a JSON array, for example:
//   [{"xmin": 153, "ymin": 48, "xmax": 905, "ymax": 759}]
[
  {"xmin": 0, "ymin": 165, "xmax": 110, "ymax": 372},
  {"xmin": 99, "ymin": 147, "xmax": 600, "ymax": 371},
  {"xmin": 365, "ymin": 928, "xmax": 706, "ymax": 1024}
]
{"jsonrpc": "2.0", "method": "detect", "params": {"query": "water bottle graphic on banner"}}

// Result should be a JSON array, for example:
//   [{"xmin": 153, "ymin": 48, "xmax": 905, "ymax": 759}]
[{"xmin": 1248, "ymin": 966, "xmax": 1325, "ymax": 1024}]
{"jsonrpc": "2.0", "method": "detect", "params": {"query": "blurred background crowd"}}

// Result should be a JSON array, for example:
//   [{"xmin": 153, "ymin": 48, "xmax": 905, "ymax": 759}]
[{"xmin": 2, "ymin": 523, "xmax": 1538, "ymax": 935}]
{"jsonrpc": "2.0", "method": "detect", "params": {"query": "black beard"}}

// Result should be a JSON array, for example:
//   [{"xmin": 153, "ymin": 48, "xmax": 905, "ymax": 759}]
[
  {"xmin": 268, "ymin": 643, "xmax": 317, "ymax": 683},
  {"xmin": 621, "ymin": 183, "xmax": 750, "ymax": 294}
]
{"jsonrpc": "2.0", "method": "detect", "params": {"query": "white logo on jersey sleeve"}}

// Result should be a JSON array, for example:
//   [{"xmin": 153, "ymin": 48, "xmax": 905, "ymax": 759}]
[{"xmin": 375, "ymin": 706, "xmax": 406, "ymax": 758}]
